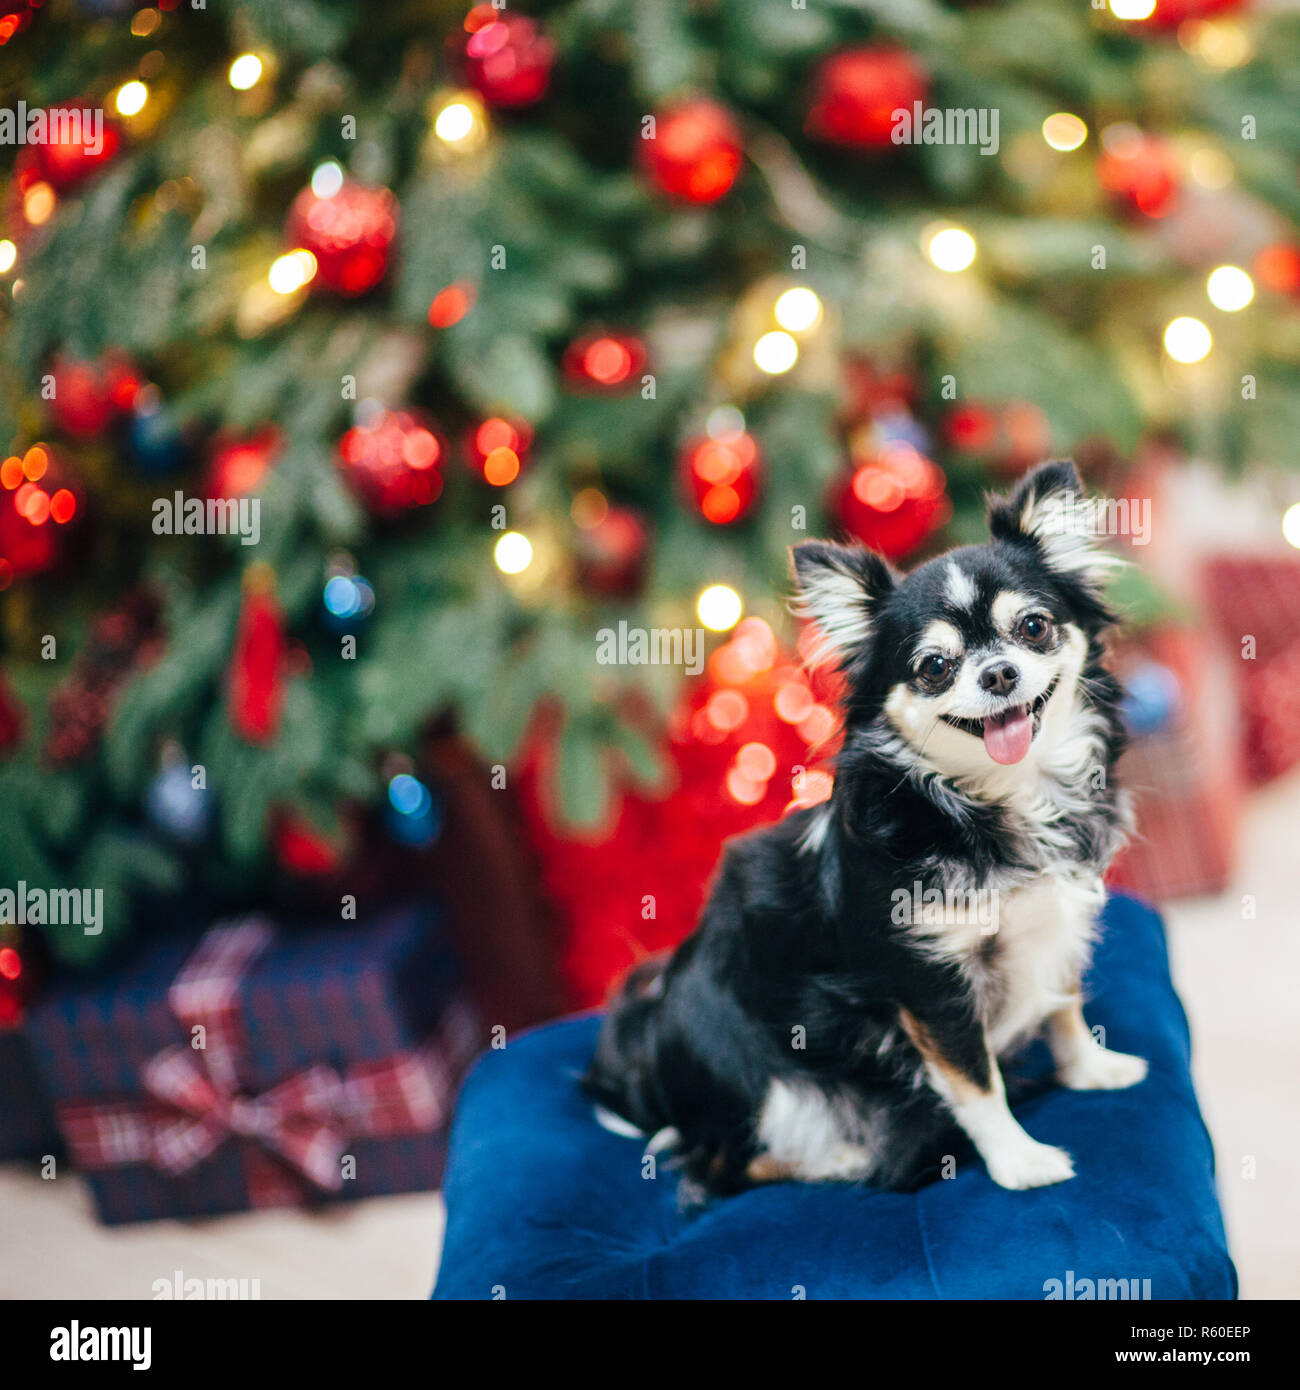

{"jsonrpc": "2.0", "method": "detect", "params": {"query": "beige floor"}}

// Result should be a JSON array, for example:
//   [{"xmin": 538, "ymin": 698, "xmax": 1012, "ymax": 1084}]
[{"xmin": 2, "ymin": 770, "xmax": 1297, "ymax": 1300}]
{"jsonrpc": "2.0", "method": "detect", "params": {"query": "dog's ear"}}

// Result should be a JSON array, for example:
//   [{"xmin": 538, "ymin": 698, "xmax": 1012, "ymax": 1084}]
[
  {"xmin": 987, "ymin": 459, "xmax": 1122, "ymax": 589},
  {"xmin": 790, "ymin": 541, "xmax": 895, "ymax": 665}
]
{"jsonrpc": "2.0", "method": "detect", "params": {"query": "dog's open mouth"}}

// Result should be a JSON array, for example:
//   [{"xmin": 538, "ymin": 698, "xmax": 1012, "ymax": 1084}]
[{"xmin": 940, "ymin": 678, "xmax": 1058, "ymax": 765}]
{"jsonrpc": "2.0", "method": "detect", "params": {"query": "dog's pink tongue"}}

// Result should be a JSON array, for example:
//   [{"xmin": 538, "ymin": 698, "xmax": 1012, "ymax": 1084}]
[{"xmin": 983, "ymin": 708, "xmax": 1034, "ymax": 765}]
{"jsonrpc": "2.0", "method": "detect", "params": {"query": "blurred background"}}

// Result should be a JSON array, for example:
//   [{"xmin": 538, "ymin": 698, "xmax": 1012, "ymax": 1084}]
[{"xmin": 1, "ymin": 0, "xmax": 1298, "ymax": 1299}]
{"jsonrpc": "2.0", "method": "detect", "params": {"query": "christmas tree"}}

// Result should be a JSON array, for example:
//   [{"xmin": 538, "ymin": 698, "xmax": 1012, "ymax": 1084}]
[{"xmin": 2, "ymin": 0, "xmax": 1297, "ymax": 967}]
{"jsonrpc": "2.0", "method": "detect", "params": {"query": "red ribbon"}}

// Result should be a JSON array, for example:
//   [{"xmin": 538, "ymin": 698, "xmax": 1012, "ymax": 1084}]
[{"xmin": 58, "ymin": 918, "xmax": 476, "ymax": 1206}]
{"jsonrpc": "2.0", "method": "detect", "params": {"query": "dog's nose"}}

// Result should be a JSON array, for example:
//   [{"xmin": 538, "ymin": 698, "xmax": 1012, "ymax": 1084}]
[{"xmin": 979, "ymin": 660, "xmax": 1020, "ymax": 695}]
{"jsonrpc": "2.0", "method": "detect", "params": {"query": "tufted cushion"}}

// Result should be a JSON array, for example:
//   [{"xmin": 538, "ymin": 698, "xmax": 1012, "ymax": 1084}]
[{"xmin": 433, "ymin": 894, "xmax": 1236, "ymax": 1300}]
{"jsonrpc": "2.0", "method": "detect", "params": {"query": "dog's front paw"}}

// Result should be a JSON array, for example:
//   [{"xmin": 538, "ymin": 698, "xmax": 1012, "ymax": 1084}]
[
  {"xmin": 986, "ymin": 1139, "xmax": 1075, "ymax": 1191},
  {"xmin": 1058, "ymin": 1048, "xmax": 1148, "ymax": 1092}
]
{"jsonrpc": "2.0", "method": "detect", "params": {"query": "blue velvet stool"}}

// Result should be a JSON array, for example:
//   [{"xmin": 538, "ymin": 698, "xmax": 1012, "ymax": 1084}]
[{"xmin": 433, "ymin": 893, "xmax": 1236, "ymax": 1300}]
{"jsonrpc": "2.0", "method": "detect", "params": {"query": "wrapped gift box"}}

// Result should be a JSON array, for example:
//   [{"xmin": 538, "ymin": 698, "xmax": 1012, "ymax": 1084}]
[{"xmin": 25, "ymin": 902, "xmax": 483, "ymax": 1224}]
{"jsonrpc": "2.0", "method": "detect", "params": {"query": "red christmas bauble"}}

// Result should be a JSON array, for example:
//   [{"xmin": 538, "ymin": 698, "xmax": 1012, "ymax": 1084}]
[
  {"xmin": 943, "ymin": 404, "xmax": 999, "ymax": 455},
  {"xmin": 639, "ymin": 100, "xmax": 743, "ymax": 204},
  {"xmin": 466, "ymin": 416, "xmax": 532, "ymax": 486},
  {"xmin": 0, "ymin": 444, "xmax": 82, "ymax": 584},
  {"xmin": 456, "ymin": 5, "xmax": 556, "ymax": 108},
  {"xmin": 47, "ymin": 351, "xmax": 140, "ymax": 438},
  {"xmin": 805, "ymin": 46, "xmax": 928, "ymax": 150},
  {"xmin": 27, "ymin": 103, "xmax": 122, "ymax": 190},
  {"xmin": 228, "ymin": 570, "xmax": 286, "ymax": 744},
  {"xmin": 681, "ymin": 431, "xmax": 761, "ymax": 525},
  {"xmin": 273, "ymin": 810, "xmax": 348, "ymax": 876},
  {"xmin": 285, "ymin": 181, "xmax": 398, "ymax": 296},
  {"xmin": 573, "ymin": 503, "xmax": 650, "ymax": 598},
  {"xmin": 204, "ymin": 427, "xmax": 282, "ymax": 499},
  {"xmin": 562, "ymin": 332, "xmax": 647, "ymax": 392},
  {"xmin": 1097, "ymin": 131, "xmax": 1179, "ymax": 218},
  {"xmin": 1253, "ymin": 244, "xmax": 1300, "ymax": 296},
  {"xmin": 337, "ymin": 409, "xmax": 445, "ymax": 517},
  {"xmin": 832, "ymin": 443, "xmax": 951, "ymax": 561},
  {"xmin": 1149, "ymin": 0, "xmax": 1246, "ymax": 27}
]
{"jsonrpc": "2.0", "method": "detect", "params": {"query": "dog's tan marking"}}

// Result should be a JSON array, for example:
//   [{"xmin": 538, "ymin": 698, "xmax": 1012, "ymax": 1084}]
[{"xmin": 898, "ymin": 1007, "xmax": 990, "ymax": 1100}]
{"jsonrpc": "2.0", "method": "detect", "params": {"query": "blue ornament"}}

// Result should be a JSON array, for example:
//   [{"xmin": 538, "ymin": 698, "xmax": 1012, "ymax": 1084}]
[
  {"xmin": 1121, "ymin": 660, "xmax": 1181, "ymax": 738},
  {"xmin": 146, "ymin": 763, "xmax": 211, "ymax": 844},
  {"xmin": 384, "ymin": 773, "xmax": 444, "ymax": 848},
  {"xmin": 128, "ymin": 405, "xmax": 188, "ymax": 476},
  {"xmin": 321, "ymin": 574, "xmax": 375, "ymax": 632}
]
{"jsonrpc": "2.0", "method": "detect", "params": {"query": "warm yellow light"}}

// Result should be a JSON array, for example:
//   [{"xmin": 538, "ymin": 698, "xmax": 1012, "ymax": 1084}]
[
  {"xmin": 774, "ymin": 287, "xmax": 822, "ymax": 333},
  {"xmin": 115, "ymin": 81, "xmax": 148, "ymax": 117},
  {"xmin": 0, "ymin": 241, "xmax": 15, "ymax": 275},
  {"xmin": 494, "ymin": 531, "xmax": 533, "ymax": 574},
  {"xmin": 1163, "ymin": 316, "xmax": 1212, "ymax": 364},
  {"xmin": 130, "ymin": 8, "xmax": 160, "ymax": 38},
  {"xmin": 435, "ymin": 102, "xmax": 476, "ymax": 143},
  {"xmin": 1181, "ymin": 19, "xmax": 1253, "ymax": 69},
  {"xmin": 228, "ymin": 54, "xmax": 264, "ymax": 91},
  {"xmin": 268, "ymin": 249, "xmax": 317, "ymax": 295},
  {"xmin": 926, "ymin": 226, "xmax": 976, "ymax": 273},
  {"xmin": 697, "ymin": 584, "xmax": 743, "ymax": 632},
  {"xmin": 310, "ymin": 160, "xmax": 344, "ymax": 199},
  {"xmin": 753, "ymin": 331, "xmax": 798, "ymax": 375},
  {"xmin": 23, "ymin": 182, "xmax": 55, "ymax": 226},
  {"xmin": 1206, "ymin": 265, "xmax": 1253, "ymax": 312},
  {"xmin": 1283, "ymin": 503, "xmax": 1300, "ymax": 550},
  {"xmin": 1189, "ymin": 148, "xmax": 1233, "ymax": 190},
  {"xmin": 1042, "ymin": 113, "xmax": 1088, "ymax": 152},
  {"xmin": 1110, "ymin": 0, "xmax": 1156, "ymax": 19}
]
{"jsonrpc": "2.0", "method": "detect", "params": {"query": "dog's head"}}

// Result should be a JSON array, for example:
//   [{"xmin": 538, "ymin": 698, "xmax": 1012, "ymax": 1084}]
[{"xmin": 792, "ymin": 460, "xmax": 1121, "ymax": 780}]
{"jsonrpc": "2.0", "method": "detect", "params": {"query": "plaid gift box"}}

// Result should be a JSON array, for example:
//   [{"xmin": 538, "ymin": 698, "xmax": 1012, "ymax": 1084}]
[
  {"xmin": 25, "ymin": 901, "xmax": 483, "ymax": 1224},
  {"xmin": 0, "ymin": 1026, "xmax": 61, "ymax": 1161}
]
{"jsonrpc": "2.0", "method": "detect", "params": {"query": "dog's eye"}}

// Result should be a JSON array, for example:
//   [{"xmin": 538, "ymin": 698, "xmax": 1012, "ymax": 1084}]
[
  {"xmin": 1017, "ymin": 613, "xmax": 1051, "ymax": 645},
  {"xmin": 918, "ymin": 654, "xmax": 951, "ymax": 686}
]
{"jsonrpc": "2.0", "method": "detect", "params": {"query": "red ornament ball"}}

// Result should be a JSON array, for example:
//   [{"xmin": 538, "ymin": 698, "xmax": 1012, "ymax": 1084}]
[
  {"xmin": 573, "ymin": 500, "xmax": 650, "ymax": 598},
  {"xmin": 228, "ymin": 570, "xmax": 286, "ymax": 745},
  {"xmin": 1149, "ymin": 0, "xmax": 1245, "ymax": 27},
  {"xmin": 0, "ymin": 444, "xmax": 82, "ymax": 583},
  {"xmin": 1097, "ymin": 130, "xmax": 1180, "ymax": 219},
  {"xmin": 805, "ymin": 46, "xmax": 928, "ymax": 150},
  {"xmin": 456, "ymin": 4, "xmax": 556, "ymax": 108},
  {"xmin": 274, "ymin": 810, "xmax": 348, "ymax": 877},
  {"xmin": 285, "ymin": 181, "xmax": 398, "ymax": 296},
  {"xmin": 831, "ymin": 443, "xmax": 951, "ymax": 561},
  {"xmin": 26, "ymin": 103, "xmax": 122, "ymax": 190},
  {"xmin": 337, "ymin": 409, "xmax": 445, "ymax": 517},
  {"xmin": 639, "ymin": 100, "xmax": 743, "ymax": 205},
  {"xmin": 466, "ymin": 416, "xmax": 532, "ymax": 486},
  {"xmin": 562, "ymin": 332, "xmax": 647, "ymax": 392},
  {"xmin": 943, "ymin": 404, "xmax": 999, "ymax": 455},
  {"xmin": 1253, "ymin": 244, "xmax": 1300, "ymax": 297},
  {"xmin": 47, "ymin": 351, "xmax": 140, "ymax": 438},
  {"xmin": 204, "ymin": 428, "xmax": 282, "ymax": 499},
  {"xmin": 681, "ymin": 430, "xmax": 762, "ymax": 525}
]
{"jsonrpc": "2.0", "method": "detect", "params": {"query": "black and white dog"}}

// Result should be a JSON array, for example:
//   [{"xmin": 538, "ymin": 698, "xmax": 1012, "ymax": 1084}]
[{"xmin": 585, "ymin": 460, "xmax": 1147, "ymax": 1195}]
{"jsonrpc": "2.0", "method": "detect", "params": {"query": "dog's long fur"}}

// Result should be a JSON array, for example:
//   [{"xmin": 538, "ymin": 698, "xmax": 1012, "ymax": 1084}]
[{"xmin": 585, "ymin": 461, "xmax": 1148, "ymax": 1196}]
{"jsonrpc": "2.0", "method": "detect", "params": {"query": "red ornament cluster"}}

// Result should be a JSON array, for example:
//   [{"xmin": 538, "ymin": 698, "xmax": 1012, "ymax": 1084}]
[
  {"xmin": 0, "ymin": 445, "xmax": 82, "ymax": 586},
  {"xmin": 805, "ymin": 46, "xmax": 928, "ymax": 150},
  {"xmin": 19, "ymin": 102, "xmax": 122, "ymax": 191},
  {"xmin": 1097, "ymin": 130, "xmax": 1180, "ymax": 219},
  {"xmin": 681, "ymin": 430, "xmax": 762, "ymax": 525},
  {"xmin": 466, "ymin": 416, "xmax": 532, "ymax": 486},
  {"xmin": 639, "ymin": 100, "xmax": 743, "ymax": 204},
  {"xmin": 454, "ymin": 4, "xmax": 556, "ymax": 108},
  {"xmin": 831, "ymin": 442, "xmax": 951, "ymax": 561},
  {"xmin": 337, "ymin": 409, "xmax": 445, "ymax": 516},
  {"xmin": 285, "ymin": 181, "xmax": 398, "ymax": 296}
]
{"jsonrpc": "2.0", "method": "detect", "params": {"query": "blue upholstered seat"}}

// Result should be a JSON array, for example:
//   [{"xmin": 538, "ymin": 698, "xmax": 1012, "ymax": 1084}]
[{"xmin": 433, "ymin": 893, "xmax": 1235, "ymax": 1300}]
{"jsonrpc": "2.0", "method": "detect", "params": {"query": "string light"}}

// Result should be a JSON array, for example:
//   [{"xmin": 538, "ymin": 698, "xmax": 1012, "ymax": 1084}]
[
  {"xmin": 753, "ymin": 331, "xmax": 798, "ymax": 375},
  {"xmin": 1282, "ymin": 503, "xmax": 1300, "ymax": 550},
  {"xmin": 434, "ymin": 96, "xmax": 482, "ymax": 144},
  {"xmin": 1109, "ymin": 0, "xmax": 1156, "ymax": 19},
  {"xmin": 310, "ymin": 160, "xmax": 344, "ymax": 199},
  {"xmin": 228, "ymin": 54, "xmax": 264, "ymax": 90},
  {"xmin": 1042, "ymin": 113, "xmax": 1087, "ymax": 152},
  {"xmin": 130, "ymin": 8, "xmax": 161, "ymax": 38},
  {"xmin": 0, "ymin": 240, "xmax": 15, "ymax": 274},
  {"xmin": 114, "ymin": 81, "xmax": 148, "ymax": 116},
  {"xmin": 1163, "ymin": 316, "xmax": 1212, "ymax": 363},
  {"xmin": 774, "ymin": 287, "xmax": 822, "ymax": 332},
  {"xmin": 23, "ymin": 182, "xmax": 55, "ymax": 226},
  {"xmin": 268, "ymin": 249, "xmax": 317, "ymax": 295},
  {"xmin": 494, "ymin": 531, "xmax": 533, "ymax": 574},
  {"xmin": 926, "ymin": 226, "xmax": 976, "ymax": 272},
  {"xmin": 1206, "ymin": 266, "xmax": 1253, "ymax": 312},
  {"xmin": 1189, "ymin": 148, "xmax": 1233, "ymax": 190},
  {"xmin": 697, "ymin": 584, "xmax": 742, "ymax": 631}
]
